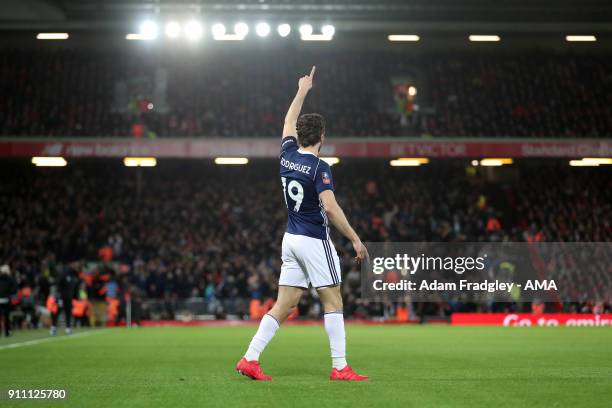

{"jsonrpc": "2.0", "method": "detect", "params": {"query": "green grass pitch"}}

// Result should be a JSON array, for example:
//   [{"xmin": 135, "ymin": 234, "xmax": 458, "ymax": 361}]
[{"xmin": 1, "ymin": 325, "xmax": 611, "ymax": 407}]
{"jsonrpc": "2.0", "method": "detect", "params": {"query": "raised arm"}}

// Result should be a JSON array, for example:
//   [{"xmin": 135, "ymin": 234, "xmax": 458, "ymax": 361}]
[
  {"xmin": 282, "ymin": 66, "xmax": 316, "ymax": 139},
  {"xmin": 319, "ymin": 189, "xmax": 368, "ymax": 262}
]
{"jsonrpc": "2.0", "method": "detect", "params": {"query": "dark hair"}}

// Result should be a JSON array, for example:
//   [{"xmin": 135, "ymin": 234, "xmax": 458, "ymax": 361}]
[{"xmin": 296, "ymin": 113, "xmax": 325, "ymax": 147}]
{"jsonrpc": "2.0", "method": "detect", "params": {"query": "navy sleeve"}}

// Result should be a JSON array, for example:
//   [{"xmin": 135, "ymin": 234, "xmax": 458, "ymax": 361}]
[
  {"xmin": 315, "ymin": 160, "xmax": 334, "ymax": 194},
  {"xmin": 280, "ymin": 136, "xmax": 298, "ymax": 156}
]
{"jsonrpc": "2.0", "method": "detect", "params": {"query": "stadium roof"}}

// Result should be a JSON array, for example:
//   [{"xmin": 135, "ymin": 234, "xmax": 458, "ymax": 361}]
[{"xmin": 3, "ymin": 0, "xmax": 612, "ymax": 32}]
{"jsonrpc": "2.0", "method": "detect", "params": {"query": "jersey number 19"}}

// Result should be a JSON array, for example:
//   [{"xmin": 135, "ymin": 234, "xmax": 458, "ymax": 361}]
[{"xmin": 281, "ymin": 177, "xmax": 304, "ymax": 212}]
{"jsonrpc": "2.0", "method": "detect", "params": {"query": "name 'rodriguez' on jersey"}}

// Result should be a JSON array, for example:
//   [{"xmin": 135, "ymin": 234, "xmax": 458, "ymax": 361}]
[{"xmin": 279, "ymin": 136, "xmax": 334, "ymax": 240}]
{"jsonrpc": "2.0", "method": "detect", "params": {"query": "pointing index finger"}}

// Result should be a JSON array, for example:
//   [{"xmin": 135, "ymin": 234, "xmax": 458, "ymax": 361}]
[{"xmin": 309, "ymin": 66, "xmax": 316, "ymax": 78}]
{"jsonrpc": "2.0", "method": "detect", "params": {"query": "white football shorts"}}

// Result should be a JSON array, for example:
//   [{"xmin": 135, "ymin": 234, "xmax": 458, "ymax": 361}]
[{"xmin": 279, "ymin": 232, "xmax": 342, "ymax": 288}]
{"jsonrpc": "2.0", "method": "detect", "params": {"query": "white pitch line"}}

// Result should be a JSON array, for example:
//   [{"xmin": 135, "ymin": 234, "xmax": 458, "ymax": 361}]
[{"xmin": 0, "ymin": 330, "xmax": 107, "ymax": 351}]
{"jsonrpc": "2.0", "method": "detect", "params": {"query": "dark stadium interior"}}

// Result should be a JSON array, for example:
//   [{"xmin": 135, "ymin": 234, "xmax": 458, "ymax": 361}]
[{"xmin": 11, "ymin": 0, "xmax": 612, "ymax": 25}]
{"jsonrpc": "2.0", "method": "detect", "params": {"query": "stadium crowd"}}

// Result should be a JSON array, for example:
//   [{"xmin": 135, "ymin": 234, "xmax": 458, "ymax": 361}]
[
  {"xmin": 0, "ymin": 160, "xmax": 610, "ymax": 331},
  {"xmin": 1, "ymin": 49, "xmax": 611, "ymax": 138}
]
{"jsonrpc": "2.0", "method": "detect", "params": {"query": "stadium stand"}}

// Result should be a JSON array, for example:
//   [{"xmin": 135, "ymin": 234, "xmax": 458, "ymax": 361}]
[
  {"xmin": 1, "ymin": 50, "xmax": 611, "ymax": 138},
  {"xmin": 1, "ymin": 160, "xmax": 610, "ymax": 324}
]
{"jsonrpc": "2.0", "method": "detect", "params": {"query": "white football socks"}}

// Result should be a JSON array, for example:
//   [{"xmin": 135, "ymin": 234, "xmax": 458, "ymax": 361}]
[
  {"xmin": 324, "ymin": 312, "xmax": 347, "ymax": 370},
  {"xmin": 244, "ymin": 314, "xmax": 280, "ymax": 361},
  {"xmin": 244, "ymin": 311, "xmax": 348, "ymax": 370}
]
